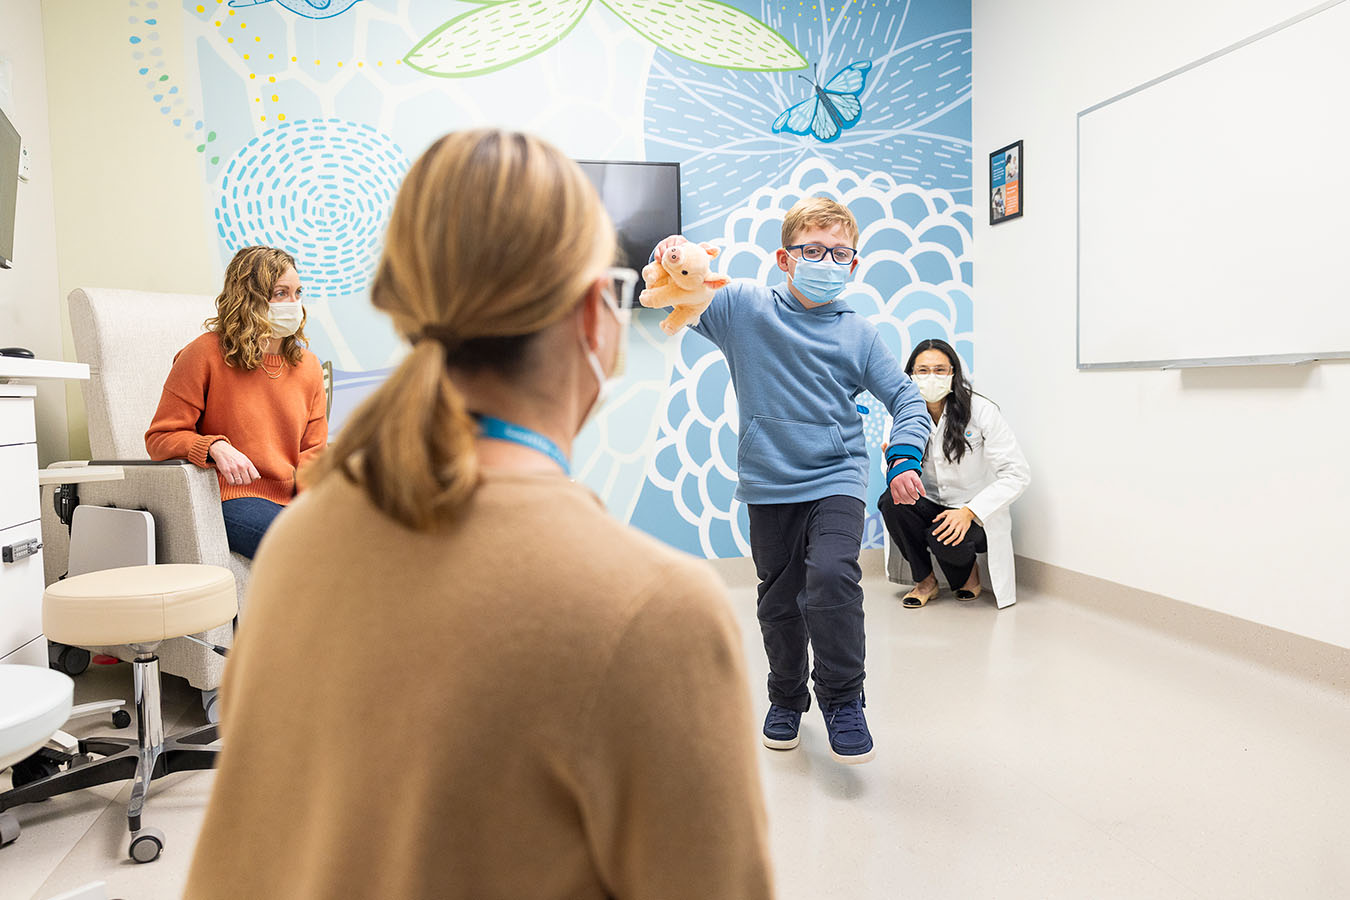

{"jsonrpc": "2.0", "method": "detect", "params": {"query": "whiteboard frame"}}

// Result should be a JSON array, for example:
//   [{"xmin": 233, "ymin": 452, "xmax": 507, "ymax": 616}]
[{"xmin": 1075, "ymin": 0, "xmax": 1350, "ymax": 370}]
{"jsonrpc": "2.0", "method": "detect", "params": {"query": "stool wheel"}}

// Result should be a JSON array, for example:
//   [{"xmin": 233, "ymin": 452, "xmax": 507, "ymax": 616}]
[
  {"xmin": 129, "ymin": 826, "xmax": 165, "ymax": 863},
  {"xmin": 50, "ymin": 644, "xmax": 91, "ymax": 677},
  {"xmin": 0, "ymin": 811, "xmax": 20, "ymax": 846},
  {"xmin": 11, "ymin": 754, "xmax": 61, "ymax": 789},
  {"xmin": 112, "ymin": 709, "xmax": 133, "ymax": 729}
]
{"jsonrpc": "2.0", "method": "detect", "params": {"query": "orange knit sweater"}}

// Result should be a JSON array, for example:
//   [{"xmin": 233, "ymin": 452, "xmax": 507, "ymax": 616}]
[{"xmin": 145, "ymin": 332, "xmax": 328, "ymax": 505}]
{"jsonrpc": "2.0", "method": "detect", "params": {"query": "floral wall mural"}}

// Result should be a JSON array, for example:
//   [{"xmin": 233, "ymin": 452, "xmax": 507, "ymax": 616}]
[{"xmin": 117, "ymin": 0, "xmax": 972, "ymax": 557}]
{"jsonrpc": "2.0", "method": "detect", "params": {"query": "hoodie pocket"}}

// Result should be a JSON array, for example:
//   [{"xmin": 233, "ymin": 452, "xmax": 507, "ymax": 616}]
[{"xmin": 738, "ymin": 416, "xmax": 847, "ymax": 485}]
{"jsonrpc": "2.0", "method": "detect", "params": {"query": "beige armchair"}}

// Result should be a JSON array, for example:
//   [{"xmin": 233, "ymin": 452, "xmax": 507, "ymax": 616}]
[{"xmin": 40, "ymin": 288, "xmax": 252, "ymax": 720}]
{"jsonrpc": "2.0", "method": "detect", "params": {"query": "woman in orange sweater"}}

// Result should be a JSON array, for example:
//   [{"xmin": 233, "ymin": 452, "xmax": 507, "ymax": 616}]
[{"xmin": 145, "ymin": 246, "xmax": 328, "ymax": 558}]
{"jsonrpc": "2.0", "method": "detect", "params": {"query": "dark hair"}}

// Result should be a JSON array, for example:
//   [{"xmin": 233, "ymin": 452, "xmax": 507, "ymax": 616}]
[{"xmin": 905, "ymin": 338, "xmax": 974, "ymax": 464}]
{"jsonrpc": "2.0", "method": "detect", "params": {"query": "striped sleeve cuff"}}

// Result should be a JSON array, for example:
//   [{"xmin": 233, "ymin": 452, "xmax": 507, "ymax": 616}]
[{"xmin": 189, "ymin": 434, "xmax": 226, "ymax": 468}]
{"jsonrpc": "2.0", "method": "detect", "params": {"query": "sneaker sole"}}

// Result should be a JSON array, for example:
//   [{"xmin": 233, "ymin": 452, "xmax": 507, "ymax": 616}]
[
  {"xmin": 829, "ymin": 745, "xmax": 875, "ymax": 765},
  {"xmin": 762, "ymin": 734, "xmax": 800, "ymax": 750}
]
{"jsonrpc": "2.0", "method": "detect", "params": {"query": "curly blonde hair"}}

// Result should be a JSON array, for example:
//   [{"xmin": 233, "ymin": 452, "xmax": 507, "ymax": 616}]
[{"xmin": 206, "ymin": 246, "xmax": 308, "ymax": 370}]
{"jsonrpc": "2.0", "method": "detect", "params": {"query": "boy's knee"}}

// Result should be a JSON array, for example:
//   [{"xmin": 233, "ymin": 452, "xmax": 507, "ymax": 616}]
[{"xmin": 807, "ymin": 556, "xmax": 862, "ymax": 598}]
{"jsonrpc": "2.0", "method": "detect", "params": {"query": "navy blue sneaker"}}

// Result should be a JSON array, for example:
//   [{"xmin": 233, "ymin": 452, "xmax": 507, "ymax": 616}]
[
  {"xmin": 823, "ymin": 696, "xmax": 874, "ymax": 764},
  {"xmin": 762, "ymin": 704, "xmax": 802, "ymax": 750}
]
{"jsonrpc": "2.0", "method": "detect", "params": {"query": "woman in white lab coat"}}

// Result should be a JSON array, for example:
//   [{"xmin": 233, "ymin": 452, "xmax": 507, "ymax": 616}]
[{"xmin": 878, "ymin": 339, "xmax": 1030, "ymax": 608}]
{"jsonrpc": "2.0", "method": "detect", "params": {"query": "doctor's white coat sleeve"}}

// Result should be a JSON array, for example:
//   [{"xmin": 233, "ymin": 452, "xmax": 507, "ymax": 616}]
[{"xmin": 964, "ymin": 402, "xmax": 1030, "ymax": 526}]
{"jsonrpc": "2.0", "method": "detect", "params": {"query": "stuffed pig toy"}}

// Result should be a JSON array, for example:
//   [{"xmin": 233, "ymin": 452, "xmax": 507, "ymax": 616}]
[{"xmin": 638, "ymin": 241, "xmax": 731, "ymax": 335}]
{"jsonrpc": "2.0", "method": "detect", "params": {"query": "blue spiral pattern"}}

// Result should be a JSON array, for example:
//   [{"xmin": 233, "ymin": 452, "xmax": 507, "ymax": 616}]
[{"xmin": 215, "ymin": 118, "xmax": 407, "ymax": 298}]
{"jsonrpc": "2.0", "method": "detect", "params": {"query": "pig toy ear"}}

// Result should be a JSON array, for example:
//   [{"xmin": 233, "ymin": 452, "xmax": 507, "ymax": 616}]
[
  {"xmin": 699, "ymin": 242, "xmax": 721, "ymax": 258},
  {"xmin": 704, "ymin": 275, "xmax": 731, "ymax": 290}
]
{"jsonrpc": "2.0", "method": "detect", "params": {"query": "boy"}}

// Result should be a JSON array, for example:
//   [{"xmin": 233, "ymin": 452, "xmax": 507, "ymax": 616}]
[{"xmin": 653, "ymin": 197, "xmax": 930, "ymax": 764}]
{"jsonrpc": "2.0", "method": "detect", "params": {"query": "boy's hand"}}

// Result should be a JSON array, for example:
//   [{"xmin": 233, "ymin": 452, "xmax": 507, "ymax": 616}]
[
  {"xmin": 889, "ymin": 469, "xmax": 925, "ymax": 505},
  {"xmin": 652, "ymin": 234, "xmax": 687, "ymax": 262}
]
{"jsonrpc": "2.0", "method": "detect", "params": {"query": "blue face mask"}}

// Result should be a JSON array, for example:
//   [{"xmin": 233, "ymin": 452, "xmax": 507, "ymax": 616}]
[{"xmin": 790, "ymin": 257, "xmax": 852, "ymax": 304}]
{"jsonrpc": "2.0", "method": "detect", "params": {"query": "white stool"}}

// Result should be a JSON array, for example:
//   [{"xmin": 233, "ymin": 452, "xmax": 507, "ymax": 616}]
[
  {"xmin": 0, "ymin": 665, "xmax": 74, "ymax": 847},
  {"xmin": 0, "ymin": 564, "xmax": 236, "ymax": 863}
]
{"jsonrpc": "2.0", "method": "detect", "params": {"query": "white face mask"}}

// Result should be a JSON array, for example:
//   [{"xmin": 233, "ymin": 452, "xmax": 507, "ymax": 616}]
[
  {"xmin": 581, "ymin": 288, "xmax": 630, "ymax": 424},
  {"xmin": 913, "ymin": 373, "xmax": 953, "ymax": 403},
  {"xmin": 268, "ymin": 301, "xmax": 304, "ymax": 338}
]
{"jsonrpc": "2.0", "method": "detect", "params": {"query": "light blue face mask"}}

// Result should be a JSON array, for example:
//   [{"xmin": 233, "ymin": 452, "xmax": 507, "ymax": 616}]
[{"xmin": 790, "ymin": 257, "xmax": 852, "ymax": 304}]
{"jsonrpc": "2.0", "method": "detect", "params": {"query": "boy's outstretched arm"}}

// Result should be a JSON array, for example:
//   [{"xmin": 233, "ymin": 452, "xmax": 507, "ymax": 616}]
[
  {"xmin": 862, "ymin": 334, "xmax": 931, "ymax": 506},
  {"xmin": 648, "ymin": 235, "xmax": 734, "ymax": 347}
]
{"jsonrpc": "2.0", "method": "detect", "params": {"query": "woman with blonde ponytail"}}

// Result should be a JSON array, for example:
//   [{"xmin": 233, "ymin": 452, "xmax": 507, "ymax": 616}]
[{"xmin": 187, "ymin": 130, "xmax": 774, "ymax": 900}]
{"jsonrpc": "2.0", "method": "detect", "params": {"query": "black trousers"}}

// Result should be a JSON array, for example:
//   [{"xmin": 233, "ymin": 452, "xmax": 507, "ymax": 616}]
[
  {"xmin": 748, "ymin": 496, "xmax": 865, "ymax": 713},
  {"xmin": 877, "ymin": 493, "xmax": 987, "ymax": 590}
]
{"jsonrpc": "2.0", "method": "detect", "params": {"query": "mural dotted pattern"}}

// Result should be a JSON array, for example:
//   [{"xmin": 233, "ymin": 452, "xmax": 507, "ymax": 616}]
[
  {"xmin": 127, "ymin": 1, "xmax": 206, "ymax": 147},
  {"xmin": 214, "ymin": 119, "xmax": 407, "ymax": 300}
]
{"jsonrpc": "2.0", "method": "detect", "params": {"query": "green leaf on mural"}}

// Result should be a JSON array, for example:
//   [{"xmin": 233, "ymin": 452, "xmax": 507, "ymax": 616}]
[
  {"xmin": 405, "ymin": 0, "xmax": 594, "ymax": 78},
  {"xmin": 600, "ymin": 0, "xmax": 806, "ymax": 72}
]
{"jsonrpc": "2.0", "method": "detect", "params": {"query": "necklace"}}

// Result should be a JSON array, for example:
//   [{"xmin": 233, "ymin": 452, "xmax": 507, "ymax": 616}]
[{"xmin": 260, "ymin": 356, "xmax": 284, "ymax": 379}]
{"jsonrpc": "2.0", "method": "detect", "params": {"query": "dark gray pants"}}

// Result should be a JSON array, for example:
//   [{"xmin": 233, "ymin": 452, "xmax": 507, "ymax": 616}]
[{"xmin": 748, "ymin": 496, "xmax": 865, "ymax": 713}]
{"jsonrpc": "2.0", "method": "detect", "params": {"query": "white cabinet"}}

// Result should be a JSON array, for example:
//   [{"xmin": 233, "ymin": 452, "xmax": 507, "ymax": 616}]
[
  {"xmin": 1, "ymin": 391, "xmax": 43, "ymax": 664},
  {"xmin": 0, "ymin": 359, "xmax": 89, "ymax": 666}
]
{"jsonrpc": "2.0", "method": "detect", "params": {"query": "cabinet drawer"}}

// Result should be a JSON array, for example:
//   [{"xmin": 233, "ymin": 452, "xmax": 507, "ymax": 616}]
[
  {"xmin": 0, "ymin": 397, "xmax": 36, "ymax": 447},
  {"xmin": 0, "ymin": 519, "xmax": 45, "ymax": 659},
  {"xmin": 0, "ymin": 442, "xmax": 41, "ymax": 529}
]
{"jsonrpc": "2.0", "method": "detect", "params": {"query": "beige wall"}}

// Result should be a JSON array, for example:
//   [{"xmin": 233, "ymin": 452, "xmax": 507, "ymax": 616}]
[
  {"xmin": 973, "ymin": 0, "xmax": 1350, "ymax": 649},
  {"xmin": 41, "ymin": 0, "xmax": 218, "ymax": 458},
  {"xmin": 0, "ymin": 0, "xmax": 66, "ymax": 463}
]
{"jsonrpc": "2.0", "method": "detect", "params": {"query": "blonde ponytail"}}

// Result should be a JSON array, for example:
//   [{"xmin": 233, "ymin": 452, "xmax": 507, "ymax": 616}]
[
  {"xmin": 318, "ymin": 340, "xmax": 479, "ymax": 529},
  {"xmin": 310, "ymin": 129, "xmax": 615, "ymax": 529}
]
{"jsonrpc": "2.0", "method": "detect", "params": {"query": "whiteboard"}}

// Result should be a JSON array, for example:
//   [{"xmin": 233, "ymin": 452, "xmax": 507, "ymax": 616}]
[{"xmin": 1076, "ymin": 0, "xmax": 1350, "ymax": 368}]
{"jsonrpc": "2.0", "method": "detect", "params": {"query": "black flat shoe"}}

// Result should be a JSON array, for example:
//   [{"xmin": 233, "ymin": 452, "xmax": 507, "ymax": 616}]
[{"xmin": 902, "ymin": 584, "xmax": 939, "ymax": 608}]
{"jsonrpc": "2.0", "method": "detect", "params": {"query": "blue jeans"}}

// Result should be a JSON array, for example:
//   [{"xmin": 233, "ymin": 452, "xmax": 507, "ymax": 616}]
[{"xmin": 221, "ymin": 497, "xmax": 285, "ymax": 559}]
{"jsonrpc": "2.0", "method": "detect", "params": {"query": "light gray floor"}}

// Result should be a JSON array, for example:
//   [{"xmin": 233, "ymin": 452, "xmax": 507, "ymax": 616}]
[{"xmin": 4, "ymin": 574, "xmax": 1350, "ymax": 899}]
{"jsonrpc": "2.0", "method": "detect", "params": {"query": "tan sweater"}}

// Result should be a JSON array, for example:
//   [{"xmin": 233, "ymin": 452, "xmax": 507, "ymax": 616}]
[
  {"xmin": 145, "ymin": 332, "xmax": 327, "ymax": 505},
  {"xmin": 184, "ymin": 470, "xmax": 774, "ymax": 900}
]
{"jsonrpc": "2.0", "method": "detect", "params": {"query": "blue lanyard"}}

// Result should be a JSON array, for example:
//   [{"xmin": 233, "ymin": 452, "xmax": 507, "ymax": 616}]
[{"xmin": 475, "ymin": 415, "xmax": 570, "ymax": 474}]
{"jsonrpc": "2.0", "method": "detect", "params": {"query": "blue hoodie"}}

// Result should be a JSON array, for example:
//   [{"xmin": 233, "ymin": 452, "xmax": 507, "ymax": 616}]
[{"xmin": 690, "ymin": 280, "xmax": 931, "ymax": 505}]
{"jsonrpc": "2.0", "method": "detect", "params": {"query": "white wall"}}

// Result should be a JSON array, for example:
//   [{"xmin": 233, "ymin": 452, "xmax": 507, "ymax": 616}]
[
  {"xmin": 0, "ymin": 0, "xmax": 68, "ymax": 463},
  {"xmin": 973, "ymin": 0, "xmax": 1350, "ymax": 649}
]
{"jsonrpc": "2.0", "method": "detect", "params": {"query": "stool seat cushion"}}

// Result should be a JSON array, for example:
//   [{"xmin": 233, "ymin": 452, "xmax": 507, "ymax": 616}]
[
  {"xmin": 0, "ymin": 665, "xmax": 74, "ymax": 770},
  {"xmin": 43, "ymin": 564, "xmax": 237, "ymax": 646}
]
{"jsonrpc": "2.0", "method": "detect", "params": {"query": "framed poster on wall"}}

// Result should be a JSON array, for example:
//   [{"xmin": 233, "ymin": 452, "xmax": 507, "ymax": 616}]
[{"xmin": 990, "ymin": 140, "xmax": 1023, "ymax": 224}]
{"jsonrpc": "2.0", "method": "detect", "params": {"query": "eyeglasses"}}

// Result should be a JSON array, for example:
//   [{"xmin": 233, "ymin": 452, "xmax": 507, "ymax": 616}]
[
  {"xmin": 605, "ymin": 266, "xmax": 638, "ymax": 311},
  {"xmin": 785, "ymin": 243, "xmax": 857, "ymax": 265},
  {"xmin": 912, "ymin": 366, "xmax": 953, "ymax": 376}
]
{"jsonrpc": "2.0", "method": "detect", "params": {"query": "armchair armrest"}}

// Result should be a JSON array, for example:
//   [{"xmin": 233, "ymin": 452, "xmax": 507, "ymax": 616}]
[{"xmin": 40, "ymin": 461, "xmax": 235, "ymax": 594}]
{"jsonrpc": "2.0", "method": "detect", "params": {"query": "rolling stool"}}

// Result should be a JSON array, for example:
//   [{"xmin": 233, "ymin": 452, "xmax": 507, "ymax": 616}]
[
  {"xmin": 0, "ymin": 564, "xmax": 236, "ymax": 863},
  {"xmin": 0, "ymin": 666, "xmax": 75, "ymax": 847}
]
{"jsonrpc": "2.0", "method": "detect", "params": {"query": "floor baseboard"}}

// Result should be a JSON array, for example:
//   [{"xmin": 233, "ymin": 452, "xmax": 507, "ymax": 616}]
[
  {"xmin": 705, "ymin": 548, "xmax": 1350, "ymax": 696},
  {"xmin": 1016, "ymin": 555, "xmax": 1350, "ymax": 697}
]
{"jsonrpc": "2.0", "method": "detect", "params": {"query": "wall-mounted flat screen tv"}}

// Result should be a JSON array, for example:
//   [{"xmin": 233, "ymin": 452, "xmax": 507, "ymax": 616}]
[
  {"xmin": 0, "ymin": 106, "xmax": 20, "ymax": 270},
  {"xmin": 576, "ymin": 160, "xmax": 681, "ymax": 296}
]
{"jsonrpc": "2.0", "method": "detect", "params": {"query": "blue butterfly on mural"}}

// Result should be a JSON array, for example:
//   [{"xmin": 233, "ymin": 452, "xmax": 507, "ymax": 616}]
[
  {"xmin": 772, "ymin": 61, "xmax": 872, "ymax": 143},
  {"xmin": 227, "ymin": 0, "xmax": 361, "ymax": 18}
]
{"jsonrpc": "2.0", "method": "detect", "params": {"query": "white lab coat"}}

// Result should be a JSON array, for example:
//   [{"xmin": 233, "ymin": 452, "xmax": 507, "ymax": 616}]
[{"xmin": 883, "ymin": 394, "xmax": 1030, "ymax": 608}]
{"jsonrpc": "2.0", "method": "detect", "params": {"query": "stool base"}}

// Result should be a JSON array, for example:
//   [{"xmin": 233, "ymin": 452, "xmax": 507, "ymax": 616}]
[{"xmin": 0, "ymin": 653, "xmax": 220, "ymax": 861}]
